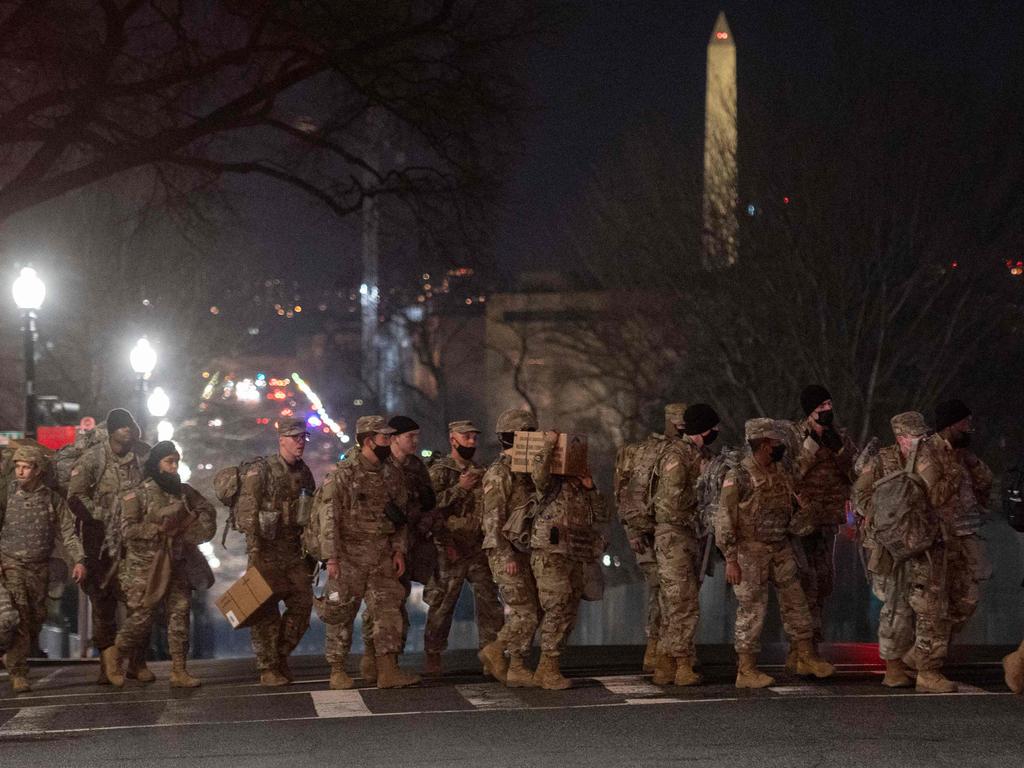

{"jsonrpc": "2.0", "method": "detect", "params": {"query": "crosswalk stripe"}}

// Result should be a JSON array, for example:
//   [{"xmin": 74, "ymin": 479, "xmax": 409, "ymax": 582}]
[
  {"xmin": 598, "ymin": 675, "xmax": 663, "ymax": 697},
  {"xmin": 310, "ymin": 689, "xmax": 373, "ymax": 718},
  {"xmin": 0, "ymin": 704, "xmax": 61, "ymax": 735},
  {"xmin": 456, "ymin": 683, "xmax": 528, "ymax": 710},
  {"xmin": 769, "ymin": 685, "xmax": 830, "ymax": 696}
]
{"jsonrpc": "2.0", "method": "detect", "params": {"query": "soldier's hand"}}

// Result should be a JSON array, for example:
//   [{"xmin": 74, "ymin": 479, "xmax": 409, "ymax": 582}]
[
  {"xmin": 725, "ymin": 561, "xmax": 742, "ymax": 585},
  {"xmin": 543, "ymin": 430, "xmax": 559, "ymax": 446},
  {"xmin": 505, "ymin": 560, "xmax": 519, "ymax": 576},
  {"xmin": 392, "ymin": 551, "xmax": 406, "ymax": 578},
  {"xmin": 579, "ymin": 473, "xmax": 594, "ymax": 490},
  {"xmin": 327, "ymin": 558, "xmax": 340, "ymax": 579},
  {"xmin": 458, "ymin": 470, "xmax": 480, "ymax": 490},
  {"xmin": 72, "ymin": 563, "xmax": 87, "ymax": 584}
]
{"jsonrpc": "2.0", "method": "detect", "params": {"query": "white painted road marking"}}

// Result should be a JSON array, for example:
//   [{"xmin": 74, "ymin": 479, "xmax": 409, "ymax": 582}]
[
  {"xmin": 456, "ymin": 683, "xmax": 528, "ymax": 710},
  {"xmin": 0, "ymin": 704, "xmax": 61, "ymax": 736},
  {"xmin": 311, "ymin": 689, "xmax": 373, "ymax": 718},
  {"xmin": 599, "ymin": 675, "xmax": 663, "ymax": 697}
]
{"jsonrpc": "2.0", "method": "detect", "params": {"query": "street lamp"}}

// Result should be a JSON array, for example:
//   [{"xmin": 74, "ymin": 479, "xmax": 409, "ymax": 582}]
[
  {"xmin": 147, "ymin": 386, "xmax": 170, "ymax": 418},
  {"xmin": 129, "ymin": 338, "xmax": 157, "ymax": 439},
  {"xmin": 12, "ymin": 267, "xmax": 46, "ymax": 438}
]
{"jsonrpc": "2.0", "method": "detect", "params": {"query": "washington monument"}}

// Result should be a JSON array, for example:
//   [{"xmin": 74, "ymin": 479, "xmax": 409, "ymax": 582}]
[{"xmin": 702, "ymin": 11, "xmax": 738, "ymax": 267}]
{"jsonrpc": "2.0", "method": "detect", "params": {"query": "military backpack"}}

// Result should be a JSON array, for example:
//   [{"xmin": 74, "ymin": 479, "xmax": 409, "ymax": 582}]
[
  {"xmin": 213, "ymin": 457, "xmax": 268, "ymax": 545},
  {"xmin": 869, "ymin": 442, "xmax": 939, "ymax": 561},
  {"xmin": 614, "ymin": 436, "xmax": 671, "ymax": 536}
]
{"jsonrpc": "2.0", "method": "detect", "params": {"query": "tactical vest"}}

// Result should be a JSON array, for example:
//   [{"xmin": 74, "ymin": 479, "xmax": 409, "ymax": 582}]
[
  {"xmin": 735, "ymin": 459, "xmax": 793, "ymax": 544},
  {"xmin": 481, "ymin": 455, "xmax": 535, "ymax": 550},
  {"xmin": 530, "ymin": 478, "xmax": 601, "ymax": 561},
  {"xmin": 90, "ymin": 444, "xmax": 143, "ymax": 517},
  {"xmin": 1, "ymin": 483, "xmax": 59, "ymax": 564},
  {"xmin": 796, "ymin": 424, "xmax": 852, "ymax": 527},
  {"xmin": 332, "ymin": 458, "xmax": 404, "ymax": 541},
  {"xmin": 260, "ymin": 456, "xmax": 315, "ymax": 538}
]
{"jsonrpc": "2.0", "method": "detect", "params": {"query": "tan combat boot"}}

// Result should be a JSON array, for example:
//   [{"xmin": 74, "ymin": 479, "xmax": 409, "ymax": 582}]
[
  {"xmin": 330, "ymin": 663, "xmax": 354, "ymax": 690},
  {"xmin": 673, "ymin": 657, "xmax": 702, "ymax": 687},
  {"xmin": 423, "ymin": 652, "xmax": 443, "ymax": 677},
  {"xmin": 881, "ymin": 658, "xmax": 914, "ymax": 688},
  {"xmin": 101, "ymin": 646, "xmax": 125, "ymax": 688},
  {"xmin": 795, "ymin": 639, "xmax": 835, "ymax": 679},
  {"xmin": 127, "ymin": 652, "xmax": 156, "ymax": 683},
  {"xmin": 505, "ymin": 656, "xmax": 537, "ymax": 688},
  {"xmin": 478, "ymin": 640, "xmax": 509, "ymax": 683},
  {"xmin": 360, "ymin": 640, "xmax": 377, "ymax": 683},
  {"xmin": 376, "ymin": 654, "xmax": 420, "ymax": 689},
  {"xmin": 651, "ymin": 652, "xmax": 677, "ymax": 686},
  {"xmin": 642, "ymin": 639, "xmax": 658, "ymax": 673},
  {"xmin": 915, "ymin": 669, "xmax": 957, "ymax": 693},
  {"xmin": 533, "ymin": 653, "xmax": 571, "ymax": 690},
  {"xmin": 11, "ymin": 675, "xmax": 31, "ymax": 694},
  {"xmin": 1002, "ymin": 641, "xmax": 1024, "ymax": 694},
  {"xmin": 278, "ymin": 655, "xmax": 294, "ymax": 683},
  {"xmin": 259, "ymin": 668, "xmax": 289, "ymax": 686},
  {"xmin": 735, "ymin": 652, "xmax": 774, "ymax": 689},
  {"xmin": 784, "ymin": 645, "xmax": 799, "ymax": 674},
  {"xmin": 169, "ymin": 656, "xmax": 201, "ymax": 688}
]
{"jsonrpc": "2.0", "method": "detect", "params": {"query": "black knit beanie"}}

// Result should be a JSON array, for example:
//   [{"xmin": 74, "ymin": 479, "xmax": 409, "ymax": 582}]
[
  {"xmin": 106, "ymin": 408, "xmax": 140, "ymax": 435},
  {"xmin": 683, "ymin": 403, "xmax": 720, "ymax": 435},
  {"xmin": 800, "ymin": 385, "xmax": 832, "ymax": 416}
]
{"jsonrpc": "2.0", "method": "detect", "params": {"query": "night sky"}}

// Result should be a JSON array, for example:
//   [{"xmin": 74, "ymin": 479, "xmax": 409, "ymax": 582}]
[{"xmin": 225, "ymin": 1, "xmax": 1024, "ymax": 284}]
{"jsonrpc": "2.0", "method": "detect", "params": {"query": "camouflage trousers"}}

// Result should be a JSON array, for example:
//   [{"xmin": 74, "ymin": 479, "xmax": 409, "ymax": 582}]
[
  {"xmin": 486, "ymin": 548, "xmax": 539, "ymax": 658},
  {"xmin": 116, "ymin": 549, "xmax": 192, "ymax": 658},
  {"xmin": 637, "ymin": 549, "xmax": 661, "ymax": 642},
  {"xmin": 423, "ymin": 546, "xmax": 503, "ymax": 653},
  {"xmin": 873, "ymin": 545, "xmax": 950, "ymax": 671},
  {"xmin": 0, "ymin": 559, "xmax": 48, "ymax": 676},
  {"xmin": 732, "ymin": 541, "xmax": 813, "ymax": 654},
  {"xmin": 531, "ymin": 550, "xmax": 586, "ymax": 656},
  {"xmin": 654, "ymin": 524, "xmax": 700, "ymax": 659},
  {"xmin": 798, "ymin": 527, "xmax": 836, "ymax": 644},
  {"xmin": 248, "ymin": 544, "xmax": 313, "ymax": 671},
  {"xmin": 84, "ymin": 552, "xmax": 123, "ymax": 652},
  {"xmin": 946, "ymin": 535, "xmax": 985, "ymax": 636},
  {"xmin": 325, "ymin": 539, "xmax": 407, "ymax": 663},
  {"xmin": 361, "ymin": 570, "xmax": 410, "ymax": 653}
]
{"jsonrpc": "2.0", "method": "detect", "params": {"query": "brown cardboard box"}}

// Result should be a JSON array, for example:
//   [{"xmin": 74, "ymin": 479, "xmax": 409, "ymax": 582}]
[
  {"xmin": 511, "ymin": 431, "xmax": 588, "ymax": 476},
  {"xmin": 215, "ymin": 566, "xmax": 274, "ymax": 629}
]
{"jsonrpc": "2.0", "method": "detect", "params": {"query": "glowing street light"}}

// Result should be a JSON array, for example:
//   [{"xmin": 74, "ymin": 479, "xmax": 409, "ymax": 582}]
[
  {"xmin": 157, "ymin": 420, "xmax": 175, "ymax": 442},
  {"xmin": 11, "ymin": 267, "xmax": 46, "ymax": 438},
  {"xmin": 129, "ymin": 338, "xmax": 157, "ymax": 439},
  {"xmin": 147, "ymin": 386, "xmax": 170, "ymax": 418}
]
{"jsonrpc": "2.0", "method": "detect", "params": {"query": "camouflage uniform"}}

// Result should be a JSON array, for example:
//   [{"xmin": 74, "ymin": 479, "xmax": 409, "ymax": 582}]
[
  {"xmin": 235, "ymin": 453, "xmax": 316, "ymax": 672},
  {"xmin": 114, "ymin": 480, "xmax": 216, "ymax": 661},
  {"xmin": 482, "ymin": 455, "xmax": 539, "ymax": 661},
  {"xmin": 716, "ymin": 425, "xmax": 814, "ymax": 655},
  {"xmin": 791, "ymin": 417, "xmax": 857, "ymax": 643},
  {"xmin": 529, "ymin": 441, "xmax": 606, "ymax": 658},
  {"xmin": 855, "ymin": 444, "xmax": 949, "ymax": 670},
  {"xmin": 362, "ymin": 451, "xmax": 435, "ymax": 652},
  {"xmin": 423, "ymin": 453, "xmax": 503, "ymax": 654},
  {"xmin": 68, "ymin": 441, "xmax": 143, "ymax": 652},
  {"xmin": 651, "ymin": 434, "xmax": 705, "ymax": 662},
  {"xmin": 0, "ymin": 473, "xmax": 84, "ymax": 678},
  {"xmin": 322, "ymin": 452, "xmax": 409, "ymax": 663}
]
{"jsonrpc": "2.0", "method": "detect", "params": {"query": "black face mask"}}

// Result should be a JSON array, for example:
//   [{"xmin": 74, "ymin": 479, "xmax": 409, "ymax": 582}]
[
  {"xmin": 816, "ymin": 410, "xmax": 834, "ymax": 427},
  {"xmin": 702, "ymin": 429, "xmax": 719, "ymax": 446},
  {"xmin": 456, "ymin": 445, "xmax": 477, "ymax": 461},
  {"xmin": 372, "ymin": 445, "xmax": 392, "ymax": 463},
  {"xmin": 770, "ymin": 445, "xmax": 787, "ymax": 463},
  {"xmin": 153, "ymin": 471, "xmax": 182, "ymax": 496},
  {"xmin": 950, "ymin": 432, "xmax": 972, "ymax": 449}
]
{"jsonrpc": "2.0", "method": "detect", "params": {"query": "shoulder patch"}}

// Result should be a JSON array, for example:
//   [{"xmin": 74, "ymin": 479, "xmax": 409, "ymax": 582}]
[
  {"xmin": 663, "ymin": 458, "xmax": 680, "ymax": 473},
  {"xmin": 124, "ymin": 492, "xmax": 137, "ymax": 500},
  {"xmin": 245, "ymin": 467, "xmax": 261, "ymax": 476},
  {"xmin": 71, "ymin": 467, "xmax": 81, "ymax": 476},
  {"xmin": 723, "ymin": 479, "xmax": 734, "ymax": 488}
]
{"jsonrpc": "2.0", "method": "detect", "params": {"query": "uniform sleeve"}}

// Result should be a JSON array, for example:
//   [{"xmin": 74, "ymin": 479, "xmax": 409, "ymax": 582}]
[
  {"xmin": 67, "ymin": 451, "xmax": 98, "ymax": 519},
  {"xmin": 415, "ymin": 461, "xmax": 437, "ymax": 513},
  {"xmin": 482, "ymin": 464, "xmax": 515, "ymax": 558},
  {"xmin": 652, "ymin": 447, "xmax": 698, "ymax": 525},
  {"xmin": 55, "ymin": 495, "xmax": 85, "ymax": 565},
  {"xmin": 965, "ymin": 455, "xmax": 994, "ymax": 507},
  {"xmin": 852, "ymin": 455, "xmax": 883, "ymax": 519},
  {"xmin": 587, "ymin": 486, "xmax": 609, "ymax": 524},
  {"xmin": 916, "ymin": 440, "xmax": 963, "ymax": 510},
  {"xmin": 234, "ymin": 463, "xmax": 264, "ymax": 537},
  {"xmin": 715, "ymin": 469, "xmax": 741, "ymax": 564},
  {"xmin": 430, "ymin": 463, "xmax": 470, "ymax": 518},
  {"xmin": 322, "ymin": 469, "xmax": 342, "ymax": 561},
  {"xmin": 182, "ymin": 486, "xmax": 217, "ymax": 545},
  {"xmin": 121, "ymin": 488, "xmax": 160, "ymax": 542}
]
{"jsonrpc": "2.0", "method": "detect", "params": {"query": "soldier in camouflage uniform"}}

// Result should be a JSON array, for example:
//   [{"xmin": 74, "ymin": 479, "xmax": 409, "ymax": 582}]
[
  {"xmin": 530, "ymin": 432, "xmax": 607, "ymax": 689},
  {"xmin": 613, "ymin": 403, "xmax": 686, "ymax": 673},
  {"xmin": 235, "ymin": 418, "xmax": 316, "ymax": 686},
  {"xmin": 360, "ymin": 416, "xmax": 436, "ymax": 681},
  {"xmin": 68, "ymin": 408, "xmax": 144, "ymax": 685},
  {"xmin": 933, "ymin": 400, "xmax": 993, "ymax": 638},
  {"xmin": 422, "ymin": 420, "xmax": 503, "ymax": 676},
  {"xmin": 322, "ymin": 415, "xmax": 419, "ymax": 690},
  {"xmin": 479, "ymin": 408, "xmax": 541, "ymax": 687},
  {"xmin": 0, "ymin": 446, "xmax": 86, "ymax": 693},
  {"xmin": 651, "ymin": 403, "xmax": 720, "ymax": 687},
  {"xmin": 853, "ymin": 411, "xmax": 960, "ymax": 693},
  {"xmin": 113, "ymin": 442, "xmax": 216, "ymax": 688},
  {"xmin": 716, "ymin": 418, "xmax": 834, "ymax": 688},
  {"xmin": 786, "ymin": 386, "xmax": 858, "ymax": 669}
]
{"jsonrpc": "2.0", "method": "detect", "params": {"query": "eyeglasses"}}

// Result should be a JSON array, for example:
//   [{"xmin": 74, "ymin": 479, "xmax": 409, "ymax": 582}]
[{"xmin": 284, "ymin": 433, "xmax": 310, "ymax": 443}]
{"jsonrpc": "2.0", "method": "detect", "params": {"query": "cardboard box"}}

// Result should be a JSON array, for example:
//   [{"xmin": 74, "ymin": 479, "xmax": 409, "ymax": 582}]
[
  {"xmin": 215, "ymin": 566, "xmax": 274, "ymax": 629},
  {"xmin": 511, "ymin": 431, "xmax": 588, "ymax": 476}
]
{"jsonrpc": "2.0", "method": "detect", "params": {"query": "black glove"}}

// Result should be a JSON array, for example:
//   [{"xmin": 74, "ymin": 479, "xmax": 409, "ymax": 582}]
[{"xmin": 820, "ymin": 428, "xmax": 844, "ymax": 453}]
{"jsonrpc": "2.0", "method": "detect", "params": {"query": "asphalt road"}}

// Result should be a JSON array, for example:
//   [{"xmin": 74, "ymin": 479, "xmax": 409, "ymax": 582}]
[{"xmin": 1, "ymin": 646, "xmax": 1021, "ymax": 768}]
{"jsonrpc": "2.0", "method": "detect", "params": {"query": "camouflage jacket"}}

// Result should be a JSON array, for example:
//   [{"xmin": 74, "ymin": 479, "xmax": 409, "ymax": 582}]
[
  {"xmin": 613, "ymin": 433, "xmax": 669, "ymax": 541},
  {"xmin": 321, "ymin": 452, "xmax": 408, "ymax": 559},
  {"xmin": 530, "ymin": 442, "xmax": 606, "ymax": 561},
  {"xmin": 235, "ymin": 454, "xmax": 315, "ymax": 552},
  {"xmin": 429, "ymin": 455, "xmax": 484, "ymax": 553},
  {"xmin": 0, "ymin": 481, "xmax": 84, "ymax": 565},
  {"xmin": 792, "ymin": 417, "xmax": 857, "ymax": 528},
  {"xmin": 916, "ymin": 435, "xmax": 964, "ymax": 532},
  {"xmin": 67, "ymin": 441, "xmax": 143, "ymax": 524},
  {"xmin": 482, "ymin": 453, "xmax": 536, "ymax": 557},
  {"xmin": 716, "ymin": 456, "xmax": 795, "ymax": 562},
  {"xmin": 393, "ymin": 453, "xmax": 438, "ymax": 537},
  {"xmin": 651, "ymin": 435, "xmax": 704, "ymax": 530},
  {"xmin": 120, "ymin": 479, "xmax": 217, "ymax": 551}
]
